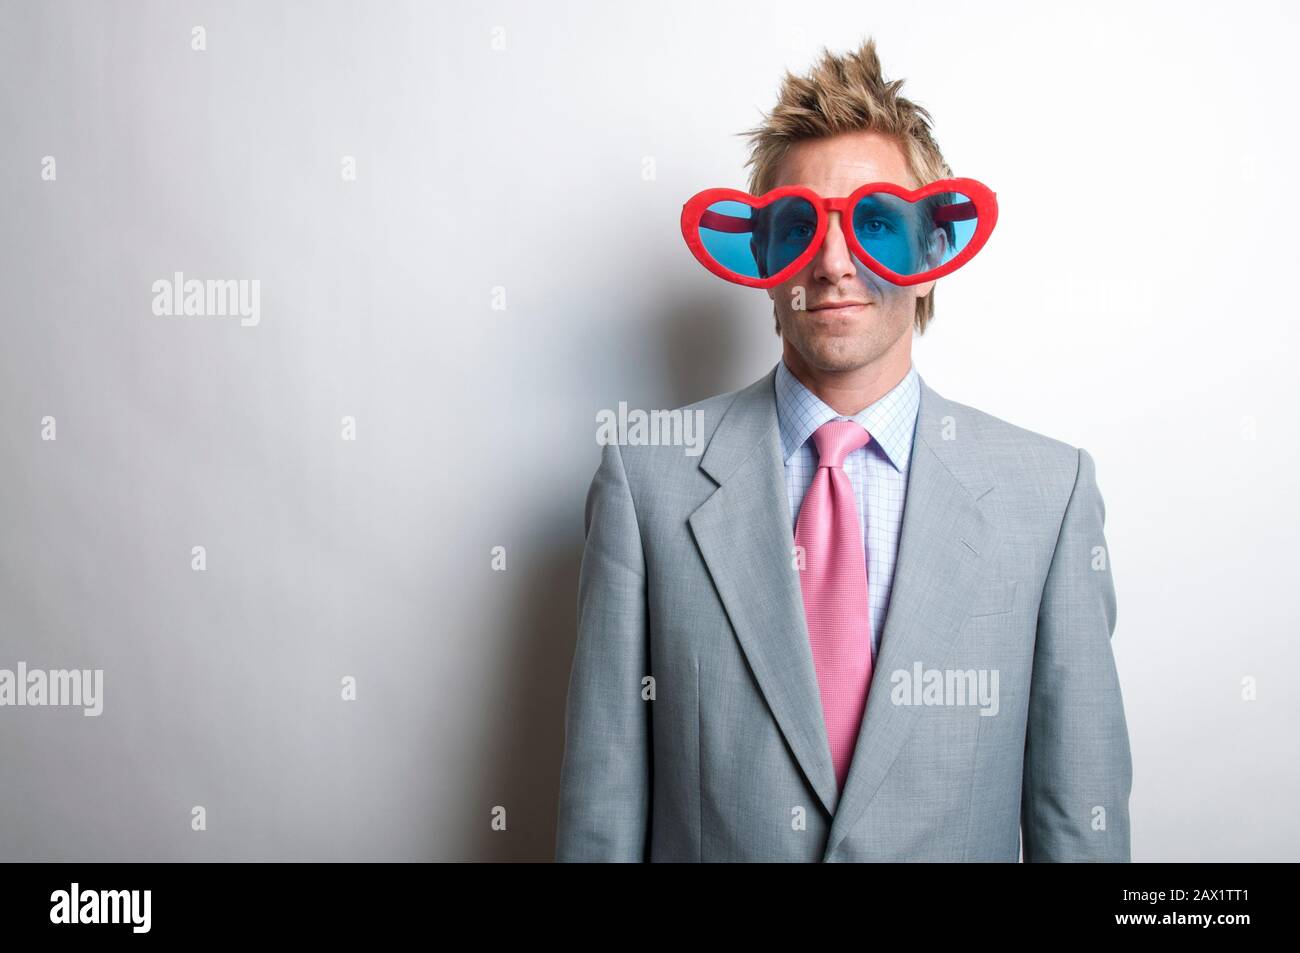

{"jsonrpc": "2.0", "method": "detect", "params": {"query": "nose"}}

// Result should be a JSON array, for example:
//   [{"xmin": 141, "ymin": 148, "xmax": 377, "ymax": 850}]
[{"xmin": 812, "ymin": 210, "xmax": 858, "ymax": 285}]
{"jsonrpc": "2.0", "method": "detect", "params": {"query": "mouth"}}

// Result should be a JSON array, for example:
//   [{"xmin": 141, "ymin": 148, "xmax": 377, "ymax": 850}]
[{"xmin": 810, "ymin": 302, "xmax": 870, "ymax": 315}]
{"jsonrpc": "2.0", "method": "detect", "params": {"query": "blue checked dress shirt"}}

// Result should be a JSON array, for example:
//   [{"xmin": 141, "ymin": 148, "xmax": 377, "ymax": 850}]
[{"xmin": 774, "ymin": 358, "xmax": 921, "ymax": 659}]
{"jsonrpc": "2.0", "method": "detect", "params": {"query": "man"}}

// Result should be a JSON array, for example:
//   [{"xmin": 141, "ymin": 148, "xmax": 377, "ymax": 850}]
[{"xmin": 555, "ymin": 38, "xmax": 1132, "ymax": 862}]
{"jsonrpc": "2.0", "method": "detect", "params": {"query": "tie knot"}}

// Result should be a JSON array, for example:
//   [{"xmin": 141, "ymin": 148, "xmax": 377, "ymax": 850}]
[{"xmin": 811, "ymin": 419, "xmax": 871, "ymax": 469}]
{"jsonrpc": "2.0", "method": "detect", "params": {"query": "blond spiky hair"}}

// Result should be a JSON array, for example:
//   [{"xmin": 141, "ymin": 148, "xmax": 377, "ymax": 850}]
[{"xmin": 740, "ymin": 38, "xmax": 952, "ymax": 334}]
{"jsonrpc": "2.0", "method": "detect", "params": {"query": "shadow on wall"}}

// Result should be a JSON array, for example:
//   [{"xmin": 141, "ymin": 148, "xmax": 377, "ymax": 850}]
[
  {"xmin": 662, "ymin": 287, "xmax": 777, "ymax": 407},
  {"xmin": 463, "ymin": 289, "xmax": 761, "ymax": 861}
]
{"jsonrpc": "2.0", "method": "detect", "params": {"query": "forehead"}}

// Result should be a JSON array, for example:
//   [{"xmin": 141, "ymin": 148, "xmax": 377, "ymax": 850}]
[{"xmin": 770, "ymin": 130, "xmax": 917, "ymax": 193}]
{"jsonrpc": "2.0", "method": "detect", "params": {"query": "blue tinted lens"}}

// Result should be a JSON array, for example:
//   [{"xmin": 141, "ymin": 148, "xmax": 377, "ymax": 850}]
[
  {"xmin": 851, "ymin": 191, "xmax": 978, "ymax": 276},
  {"xmin": 698, "ymin": 196, "xmax": 817, "ymax": 279}
]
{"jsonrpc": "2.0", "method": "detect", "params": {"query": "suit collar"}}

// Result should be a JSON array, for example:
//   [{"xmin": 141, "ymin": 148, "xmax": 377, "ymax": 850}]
[{"xmin": 774, "ymin": 359, "xmax": 920, "ymax": 472}]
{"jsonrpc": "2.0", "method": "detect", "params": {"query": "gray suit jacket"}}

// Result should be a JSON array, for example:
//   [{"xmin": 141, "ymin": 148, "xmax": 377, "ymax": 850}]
[{"xmin": 555, "ymin": 366, "xmax": 1132, "ymax": 862}]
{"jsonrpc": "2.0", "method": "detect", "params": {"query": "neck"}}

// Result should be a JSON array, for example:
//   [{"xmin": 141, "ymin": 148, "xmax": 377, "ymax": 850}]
[{"xmin": 781, "ymin": 340, "xmax": 912, "ymax": 416}]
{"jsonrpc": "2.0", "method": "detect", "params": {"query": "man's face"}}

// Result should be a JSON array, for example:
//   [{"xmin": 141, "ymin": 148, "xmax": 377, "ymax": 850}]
[{"xmin": 767, "ymin": 130, "xmax": 937, "ymax": 373}]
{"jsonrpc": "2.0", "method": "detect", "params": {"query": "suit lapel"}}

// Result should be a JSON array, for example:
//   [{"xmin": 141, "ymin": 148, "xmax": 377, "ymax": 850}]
[
  {"xmin": 821, "ymin": 374, "xmax": 999, "ymax": 859},
  {"xmin": 689, "ymin": 367, "xmax": 841, "ymax": 816}
]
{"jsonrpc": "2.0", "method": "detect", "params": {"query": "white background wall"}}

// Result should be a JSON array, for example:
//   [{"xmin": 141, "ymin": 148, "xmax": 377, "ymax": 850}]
[{"xmin": 1, "ymin": 0, "xmax": 1296, "ymax": 860}]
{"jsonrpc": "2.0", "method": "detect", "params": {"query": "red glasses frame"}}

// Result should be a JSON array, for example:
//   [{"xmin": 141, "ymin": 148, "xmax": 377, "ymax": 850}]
[{"xmin": 680, "ymin": 176, "xmax": 998, "ymax": 288}]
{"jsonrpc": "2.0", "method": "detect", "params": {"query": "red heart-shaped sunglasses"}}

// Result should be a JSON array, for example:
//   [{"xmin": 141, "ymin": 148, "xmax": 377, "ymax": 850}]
[{"xmin": 680, "ymin": 177, "xmax": 998, "ymax": 288}]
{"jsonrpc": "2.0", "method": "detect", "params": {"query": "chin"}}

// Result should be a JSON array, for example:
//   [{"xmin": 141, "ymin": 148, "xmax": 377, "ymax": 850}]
[{"xmin": 803, "ymin": 340, "xmax": 878, "ymax": 373}]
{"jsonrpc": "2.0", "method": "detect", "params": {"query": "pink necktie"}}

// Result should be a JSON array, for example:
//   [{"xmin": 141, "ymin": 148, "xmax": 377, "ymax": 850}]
[{"xmin": 794, "ymin": 420, "xmax": 873, "ymax": 793}]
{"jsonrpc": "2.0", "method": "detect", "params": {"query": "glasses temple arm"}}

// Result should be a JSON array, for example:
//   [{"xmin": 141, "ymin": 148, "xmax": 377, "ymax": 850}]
[
  {"xmin": 698, "ymin": 210, "xmax": 754, "ymax": 234},
  {"xmin": 930, "ymin": 200, "xmax": 978, "ymax": 225}
]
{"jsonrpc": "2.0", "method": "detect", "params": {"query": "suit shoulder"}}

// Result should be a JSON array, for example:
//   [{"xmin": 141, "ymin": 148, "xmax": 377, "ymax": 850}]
[{"xmin": 931, "ymin": 390, "xmax": 1083, "ymax": 488}]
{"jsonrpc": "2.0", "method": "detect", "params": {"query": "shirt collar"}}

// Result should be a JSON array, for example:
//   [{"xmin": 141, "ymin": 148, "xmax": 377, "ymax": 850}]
[{"xmin": 774, "ymin": 357, "xmax": 920, "ymax": 472}]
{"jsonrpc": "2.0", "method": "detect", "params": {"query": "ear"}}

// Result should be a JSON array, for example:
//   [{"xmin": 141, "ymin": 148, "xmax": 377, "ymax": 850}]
[
  {"xmin": 910, "ymin": 225, "xmax": 947, "ymax": 299},
  {"xmin": 923, "ymin": 225, "xmax": 949, "ymax": 269}
]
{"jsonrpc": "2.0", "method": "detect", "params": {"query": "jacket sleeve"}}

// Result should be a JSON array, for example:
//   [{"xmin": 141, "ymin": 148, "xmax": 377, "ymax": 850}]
[
  {"xmin": 555, "ymin": 440, "xmax": 652, "ymax": 861},
  {"xmin": 1021, "ymin": 447, "xmax": 1133, "ymax": 861}
]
